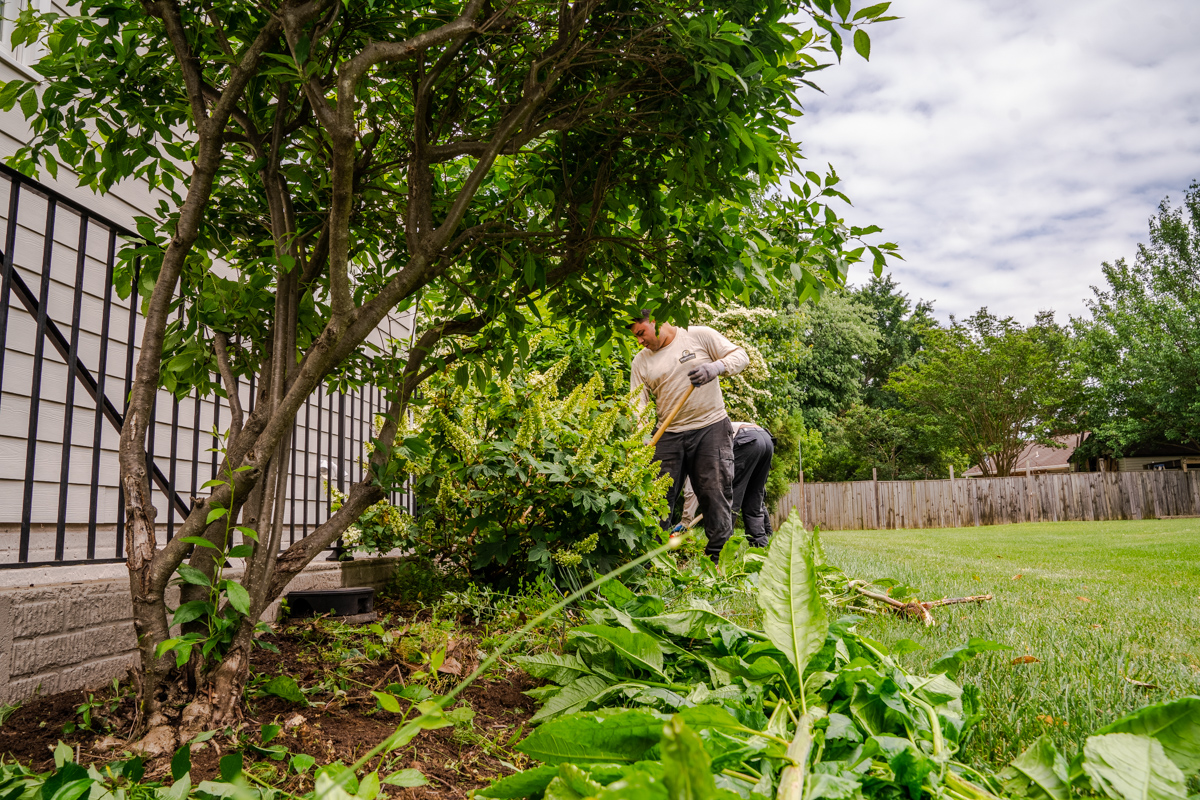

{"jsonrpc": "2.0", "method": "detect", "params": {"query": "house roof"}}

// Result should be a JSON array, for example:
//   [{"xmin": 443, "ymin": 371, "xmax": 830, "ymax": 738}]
[
  {"xmin": 1070, "ymin": 432, "xmax": 1200, "ymax": 460},
  {"xmin": 964, "ymin": 433, "xmax": 1086, "ymax": 477}
]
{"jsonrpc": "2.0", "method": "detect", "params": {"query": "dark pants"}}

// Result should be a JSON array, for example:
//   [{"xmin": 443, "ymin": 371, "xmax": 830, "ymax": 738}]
[
  {"xmin": 655, "ymin": 417, "xmax": 734, "ymax": 559},
  {"xmin": 732, "ymin": 427, "xmax": 774, "ymax": 547}
]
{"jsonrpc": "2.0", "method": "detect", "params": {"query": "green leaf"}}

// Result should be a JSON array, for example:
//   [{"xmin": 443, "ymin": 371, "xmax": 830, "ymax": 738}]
[
  {"xmin": 531, "ymin": 675, "xmax": 611, "ymax": 723},
  {"xmin": 1080, "ymin": 734, "xmax": 1187, "ymax": 800},
  {"xmin": 382, "ymin": 710, "xmax": 453, "ymax": 752},
  {"xmin": 1094, "ymin": 697, "xmax": 1200, "ymax": 773},
  {"xmin": 357, "ymin": 771, "xmax": 380, "ymax": 800},
  {"xmin": 372, "ymin": 692, "xmax": 402, "ymax": 713},
  {"xmin": 171, "ymin": 743, "xmax": 192, "ymax": 781},
  {"xmin": 676, "ymin": 706, "xmax": 749, "ymax": 737},
  {"xmin": 516, "ymin": 653, "xmax": 593, "ymax": 685},
  {"xmin": 517, "ymin": 709, "xmax": 665, "ymax": 765},
  {"xmin": 999, "ymin": 735, "xmax": 1069, "ymax": 800},
  {"xmin": 206, "ymin": 507, "xmax": 228, "ymax": 524},
  {"xmin": 171, "ymin": 600, "xmax": 211, "ymax": 627},
  {"xmin": 176, "ymin": 564, "xmax": 211, "ymax": 587},
  {"xmin": 570, "ymin": 625, "xmax": 666, "ymax": 677},
  {"xmin": 930, "ymin": 637, "xmax": 1012, "ymax": 679},
  {"xmin": 261, "ymin": 724, "xmax": 281, "ymax": 745},
  {"xmin": 223, "ymin": 581, "xmax": 251, "ymax": 616},
  {"xmin": 381, "ymin": 770, "xmax": 427, "ymax": 788},
  {"xmin": 756, "ymin": 516, "xmax": 828, "ymax": 673},
  {"xmin": 662, "ymin": 716, "xmax": 717, "ymax": 800},
  {"xmin": 853, "ymin": 29, "xmax": 871, "ymax": 60},
  {"xmin": 477, "ymin": 766, "xmax": 560, "ymax": 799},
  {"xmin": 180, "ymin": 536, "xmax": 218, "ymax": 549},
  {"xmin": 635, "ymin": 608, "xmax": 729, "ymax": 640},
  {"xmin": 261, "ymin": 675, "xmax": 306, "ymax": 704},
  {"xmin": 290, "ymin": 754, "xmax": 316, "ymax": 774},
  {"xmin": 218, "ymin": 752, "xmax": 242, "ymax": 782}
]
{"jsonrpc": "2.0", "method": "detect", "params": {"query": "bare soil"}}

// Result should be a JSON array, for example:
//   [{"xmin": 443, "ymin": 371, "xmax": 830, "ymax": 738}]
[{"xmin": 0, "ymin": 618, "xmax": 538, "ymax": 799}]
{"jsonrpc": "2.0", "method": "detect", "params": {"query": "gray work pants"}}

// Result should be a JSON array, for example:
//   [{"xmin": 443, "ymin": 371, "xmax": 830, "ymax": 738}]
[
  {"xmin": 654, "ymin": 417, "xmax": 734, "ymax": 559},
  {"xmin": 732, "ymin": 426, "xmax": 775, "ymax": 547}
]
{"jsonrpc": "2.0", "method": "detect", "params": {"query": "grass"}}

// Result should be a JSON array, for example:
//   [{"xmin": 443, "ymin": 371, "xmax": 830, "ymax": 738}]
[{"xmin": 819, "ymin": 517, "xmax": 1200, "ymax": 770}]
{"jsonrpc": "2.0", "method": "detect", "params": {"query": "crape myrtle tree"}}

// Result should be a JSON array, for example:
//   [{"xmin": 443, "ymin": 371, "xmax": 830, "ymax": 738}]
[
  {"xmin": 1074, "ymin": 183, "xmax": 1200, "ymax": 455},
  {"xmin": 888, "ymin": 309, "xmax": 1076, "ymax": 477},
  {"xmin": 2, "ymin": 0, "xmax": 896, "ymax": 732}
]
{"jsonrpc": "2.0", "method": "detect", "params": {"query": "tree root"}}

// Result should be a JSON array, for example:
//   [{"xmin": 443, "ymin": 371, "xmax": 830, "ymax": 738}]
[{"xmin": 851, "ymin": 585, "xmax": 993, "ymax": 626}]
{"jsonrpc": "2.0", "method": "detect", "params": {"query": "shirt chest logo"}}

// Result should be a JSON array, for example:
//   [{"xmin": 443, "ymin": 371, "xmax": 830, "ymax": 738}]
[{"xmin": 678, "ymin": 349, "xmax": 697, "ymax": 364}]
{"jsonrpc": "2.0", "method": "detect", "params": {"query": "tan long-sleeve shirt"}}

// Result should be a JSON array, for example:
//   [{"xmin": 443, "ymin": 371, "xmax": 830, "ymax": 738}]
[{"xmin": 630, "ymin": 326, "xmax": 749, "ymax": 433}]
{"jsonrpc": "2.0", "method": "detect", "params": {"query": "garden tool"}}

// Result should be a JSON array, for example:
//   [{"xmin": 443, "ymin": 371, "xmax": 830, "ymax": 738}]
[{"xmin": 647, "ymin": 384, "xmax": 694, "ymax": 448}]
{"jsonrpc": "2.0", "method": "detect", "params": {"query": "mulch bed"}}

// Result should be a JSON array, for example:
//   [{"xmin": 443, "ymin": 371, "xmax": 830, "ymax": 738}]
[{"xmin": 0, "ymin": 619, "xmax": 539, "ymax": 799}]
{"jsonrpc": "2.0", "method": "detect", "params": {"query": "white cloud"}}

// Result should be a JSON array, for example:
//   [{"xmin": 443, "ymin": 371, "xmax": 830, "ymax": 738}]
[{"xmin": 793, "ymin": 0, "xmax": 1200, "ymax": 324}]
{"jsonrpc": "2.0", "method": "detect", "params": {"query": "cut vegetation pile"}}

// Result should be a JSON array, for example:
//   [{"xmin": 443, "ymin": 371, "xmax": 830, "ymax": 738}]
[{"xmin": 1, "ymin": 519, "xmax": 1197, "ymax": 800}]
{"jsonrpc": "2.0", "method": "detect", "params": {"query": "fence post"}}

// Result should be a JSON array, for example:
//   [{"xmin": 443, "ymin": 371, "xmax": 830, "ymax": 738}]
[
  {"xmin": 1026, "ymin": 468, "xmax": 1034, "ymax": 523},
  {"xmin": 872, "ymin": 468, "xmax": 880, "ymax": 530}
]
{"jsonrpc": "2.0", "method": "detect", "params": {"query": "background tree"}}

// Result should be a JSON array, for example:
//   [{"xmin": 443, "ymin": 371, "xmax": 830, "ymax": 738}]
[
  {"xmin": 851, "ymin": 274, "xmax": 936, "ymax": 408},
  {"xmin": 888, "ymin": 309, "xmax": 1077, "ymax": 477},
  {"xmin": 3, "ymin": 0, "xmax": 896, "ymax": 733},
  {"xmin": 1074, "ymin": 183, "xmax": 1200, "ymax": 456}
]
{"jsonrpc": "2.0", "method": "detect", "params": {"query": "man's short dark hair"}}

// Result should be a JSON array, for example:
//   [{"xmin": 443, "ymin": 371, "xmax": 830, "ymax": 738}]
[{"xmin": 630, "ymin": 309, "xmax": 652, "ymax": 327}]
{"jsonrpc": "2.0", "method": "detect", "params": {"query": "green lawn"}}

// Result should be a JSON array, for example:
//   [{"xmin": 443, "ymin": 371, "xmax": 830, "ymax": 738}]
[{"xmin": 819, "ymin": 518, "xmax": 1200, "ymax": 770}]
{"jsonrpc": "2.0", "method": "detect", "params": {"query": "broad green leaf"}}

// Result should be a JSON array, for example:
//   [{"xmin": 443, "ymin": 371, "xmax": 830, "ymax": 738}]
[
  {"xmin": 661, "ymin": 716, "xmax": 717, "ymax": 800},
  {"xmin": 381, "ymin": 770, "xmax": 427, "ymax": 788},
  {"xmin": 171, "ymin": 600, "xmax": 211, "ymax": 627},
  {"xmin": 1081, "ymin": 734, "xmax": 1187, "ymax": 800},
  {"xmin": 383, "ymin": 713, "xmax": 452, "ymax": 752},
  {"xmin": 356, "ymin": 771, "xmax": 379, "ymax": 800},
  {"xmin": 223, "ymin": 581, "xmax": 251, "ymax": 616},
  {"xmin": 179, "ymin": 536, "xmax": 218, "ymax": 549},
  {"xmin": 635, "ymin": 608, "xmax": 729, "ymax": 640},
  {"xmin": 260, "ymin": 675, "xmax": 306, "ymax": 704},
  {"xmin": 756, "ymin": 517, "xmax": 827, "ymax": 673},
  {"xmin": 206, "ymin": 507, "xmax": 228, "ymax": 524},
  {"xmin": 516, "ymin": 653, "xmax": 593, "ymax": 685},
  {"xmin": 517, "ymin": 709, "xmax": 665, "ymax": 765},
  {"xmin": 930, "ymin": 637, "xmax": 1011, "ymax": 679},
  {"xmin": 853, "ymin": 29, "xmax": 871, "ymax": 60},
  {"xmin": 999, "ymin": 735, "xmax": 1069, "ymax": 800},
  {"xmin": 290, "ymin": 754, "xmax": 316, "ymax": 774},
  {"xmin": 261, "ymin": 724, "xmax": 281, "ymax": 745},
  {"xmin": 532, "ymin": 675, "xmax": 611, "ymax": 723},
  {"xmin": 676, "ymin": 706, "xmax": 749, "ymax": 737},
  {"xmin": 175, "ymin": 565, "xmax": 211, "ymax": 587},
  {"xmin": 372, "ymin": 691, "xmax": 402, "ymax": 713},
  {"xmin": 476, "ymin": 766, "xmax": 559, "ymax": 799},
  {"xmin": 1095, "ymin": 697, "xmax": 1200, "ymax": 773},
  {"xmin": 313, "ymin": 774, "xmax": 356, "ymax": 800},
  {"xmin": 218, "ymin": 752, "xmax": 242, "ymax": 782},
  {"xmin": 570, "ymin": 625, "xmax": 666, "ymax": 677},
  {"xmin": 171, "ymin": 743, "xmax": 191, "ymax": 781}
]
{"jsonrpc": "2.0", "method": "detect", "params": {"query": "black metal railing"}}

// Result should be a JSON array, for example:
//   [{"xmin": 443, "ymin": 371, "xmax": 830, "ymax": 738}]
[{"xmin": 0, "ymin": 165, "xmax": 406, "ymax": 568}]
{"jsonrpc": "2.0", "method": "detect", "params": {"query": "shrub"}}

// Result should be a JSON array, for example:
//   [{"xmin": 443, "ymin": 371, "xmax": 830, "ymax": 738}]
[{"xmin": 402, "ymin": 357, "xmax": 671, "ymax": 588}]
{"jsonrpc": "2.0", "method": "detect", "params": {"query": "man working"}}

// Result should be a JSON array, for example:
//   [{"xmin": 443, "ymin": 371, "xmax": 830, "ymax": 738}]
[
  {"xmin": 629, "ymin": 310, "xmax": 748, "ymax": 559},
  {"xmin": 682, "ymin": 420, "xmax": 775, "ymax": 547}
]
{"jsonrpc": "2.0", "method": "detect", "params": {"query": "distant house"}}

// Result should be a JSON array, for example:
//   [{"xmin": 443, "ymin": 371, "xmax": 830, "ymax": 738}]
[
  {"xmin": 1068, "ymin": 433, "xmax": 1200, "ymax": 473},
  {"xmin": 964, "ymin": 433, "xmax": 1086, "ymax": 477}
]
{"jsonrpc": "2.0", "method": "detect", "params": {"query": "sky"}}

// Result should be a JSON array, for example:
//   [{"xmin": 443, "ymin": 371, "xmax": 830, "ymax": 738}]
[{"xmin": 794, "ymin": 0, "xmax": 1200, "ymax": 324}]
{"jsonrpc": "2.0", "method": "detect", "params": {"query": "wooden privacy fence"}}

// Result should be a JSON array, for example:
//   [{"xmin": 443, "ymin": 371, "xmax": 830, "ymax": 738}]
[{"xmin": 772, "ymin": 470, "xmax": 1200, "ymax": 531}]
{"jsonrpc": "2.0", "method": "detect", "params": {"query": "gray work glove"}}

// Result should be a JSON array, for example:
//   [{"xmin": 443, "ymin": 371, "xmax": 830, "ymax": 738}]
[{"xmin": 687, "ymin": 360, "xmax": 725, "ymax": 386}]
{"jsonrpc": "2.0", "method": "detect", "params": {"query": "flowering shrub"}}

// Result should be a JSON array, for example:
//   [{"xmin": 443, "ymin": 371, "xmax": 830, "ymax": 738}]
[
  {"xmin": 401, "ymin": 356, "xmax": 670, "ymax": 587},
  {"xmin": 328, "ymin": 482, "xmax": 407, "ymax": 555}
]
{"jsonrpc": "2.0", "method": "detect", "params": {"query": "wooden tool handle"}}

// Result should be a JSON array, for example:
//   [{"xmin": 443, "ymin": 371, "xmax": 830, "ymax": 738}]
[{"xmin": 648, "ymin": 384, "xmax": 694, "ymax": 448}]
